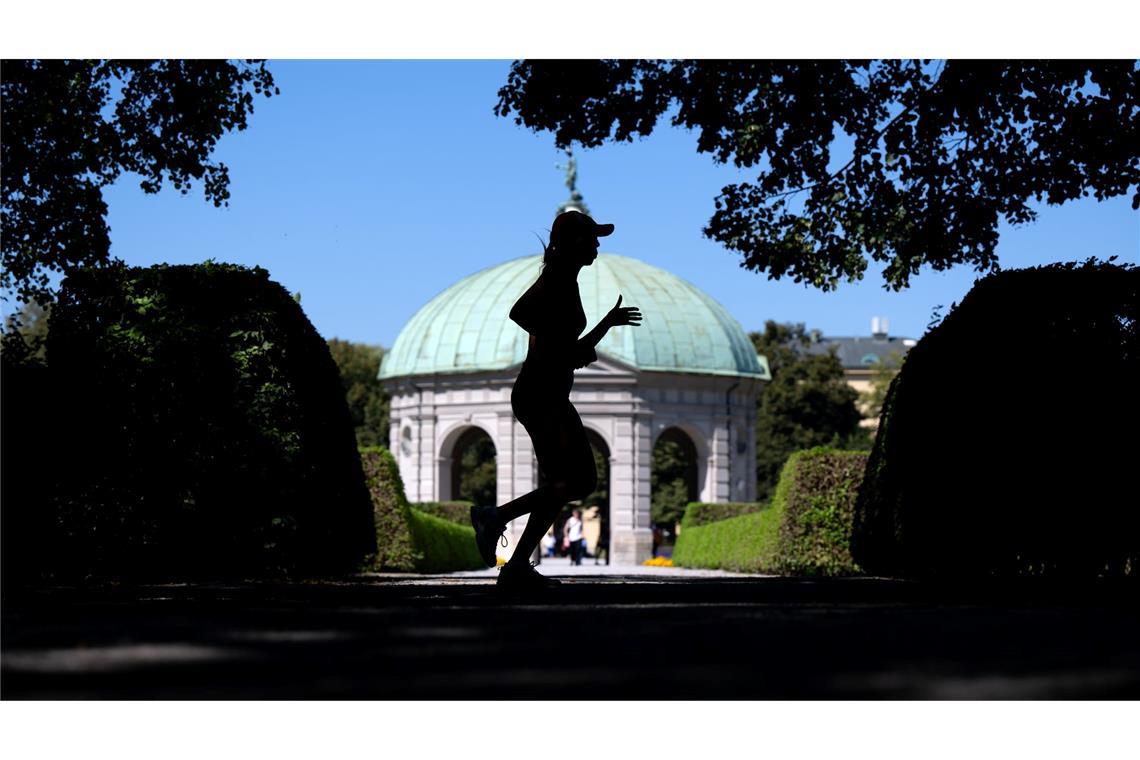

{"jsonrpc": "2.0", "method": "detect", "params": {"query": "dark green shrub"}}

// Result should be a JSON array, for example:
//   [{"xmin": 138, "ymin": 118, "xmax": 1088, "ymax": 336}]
[
  {"xmin": 672, "ymin": 509, "xmax": 781, "ymax": 572},
  {"xmin": 681, "ymin": 501, "xmax": 765, "ymax": 528},
  {"xmin": 853, "ymin": 260, "xmax": 1139, "ymax": 579},
  {"xmin": 362, "ymin": 450, "xmax": 483, "ymax": 573},
  {"xmin": 673, "ymin": 448, "xmax": 866, "ymax": 575},
  {"xmin": 0, "ymin": 356, "xmax": 57, "ymax": 586},
  {"xmin": 771, "ymin": 448, "xmax": 867, "ymax": 576},
  {"xmin": 411, "ymin": 501, "xmax": 474, "ymax": 525},
  {"xmin": 407, "ymin": 508, "xmax": 484, "ymax": 573},
  {"xmin": 360, "ymin": 446, "xmax": 418, "ymax": 571},
  {"xmin": 23, "ymin": 261, "xmax": 374, "ymax": 580}
]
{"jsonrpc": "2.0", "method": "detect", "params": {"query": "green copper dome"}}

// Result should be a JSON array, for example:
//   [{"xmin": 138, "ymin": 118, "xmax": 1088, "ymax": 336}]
[{"xmin": 379, "ymin": 254, "xmax": 769, "ymax": 381}]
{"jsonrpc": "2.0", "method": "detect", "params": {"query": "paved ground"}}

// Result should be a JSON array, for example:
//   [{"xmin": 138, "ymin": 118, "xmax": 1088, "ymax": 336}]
[{"xmin": 3, "ymin": 562, "xmax": 1139, "ymax": 699}]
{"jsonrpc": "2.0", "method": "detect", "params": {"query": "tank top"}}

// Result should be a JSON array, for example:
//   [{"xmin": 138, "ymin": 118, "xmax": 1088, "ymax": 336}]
[{"xmin": 512, "ymin": 272, "xmax": 587, "ymax": 399}]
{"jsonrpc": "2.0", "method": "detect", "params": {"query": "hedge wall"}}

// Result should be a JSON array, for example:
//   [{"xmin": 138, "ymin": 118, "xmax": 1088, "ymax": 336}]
[
  {"xmin": 681, "ymin": 502, "xmax": 765, "ymax": 528},
  {"xmin": 361, "ymin": 448, "xmax": 483, "ymax": 573},
  {"xmin": 360, "ymin": 446, "xmax": 418, "ymax": 571},
  {"xmin": 5, "ymin": 261, "xmax": 375, "ymax": 581},
  {"xmin": 770, "ymin": 448, "xmax": 867, "ymax": 576},
  {"xmin": 0, "ymin": 359, "xmax": 56, "ymax": 586},
  {"xmin": 672, "ymin": 509, "xmax": 781, "ymax": 572},
  {"xmin": 411, "ymin": 501, "xmax": 474, "ymax": 525},
  {"xmin": 673, "ymin": 448, "xmax": 867, "ymax": 576},
  {"xmin": 407, "ymin": 509, "xmax": 484, "ymax": 573},
  {"xmin": 852, "ymin": 260, "xmax": 1139, "ymax": 579}
]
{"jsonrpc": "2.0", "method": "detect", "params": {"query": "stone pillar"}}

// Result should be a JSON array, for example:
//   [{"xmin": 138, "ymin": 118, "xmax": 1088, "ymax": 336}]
[
  {"xmin": 708, "ymin": 419, "xmax": 730, "ymax": 503},
  {"xmin": 729, "ymin": 401, "xmax": 755, "ymax": 502},
  {"xmin": 495, "ymin": 412, "xmax": 517, "ymax": 508},
  {"xmin": 499, "ymin": 414, "xmax": 539, "ymax": 564},
  {"xmin": 387, "ymin": 418, "xmax": 398, "ymax": 455},
  {"xmin": 610, "ymin": 410, "xmax": 653, "ymax": 564},
  {"xmin": 410, "ymin": 386, "xmax": 437, "ymax": 502},
  {"xmin": 436, "ymin": 455, "xmax": 453, "ymax": 501}
]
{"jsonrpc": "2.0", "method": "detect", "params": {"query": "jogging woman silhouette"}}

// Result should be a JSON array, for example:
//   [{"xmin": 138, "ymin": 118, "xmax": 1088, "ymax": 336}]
[{"xmin": 470, "ymin": 210, "xmax": 642, "ymax": 589}]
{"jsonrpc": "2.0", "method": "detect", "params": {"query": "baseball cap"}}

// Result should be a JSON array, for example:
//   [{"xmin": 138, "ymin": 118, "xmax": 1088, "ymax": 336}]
[{"xmin": 551, "ymin": 210, "xmax": 615, "ymax": 242}]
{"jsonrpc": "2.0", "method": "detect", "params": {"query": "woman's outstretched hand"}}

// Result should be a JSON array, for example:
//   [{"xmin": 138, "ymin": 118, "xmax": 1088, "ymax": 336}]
[{"xmin": 605, "ymin": 295, "xmax": 643, "ymax": 328}]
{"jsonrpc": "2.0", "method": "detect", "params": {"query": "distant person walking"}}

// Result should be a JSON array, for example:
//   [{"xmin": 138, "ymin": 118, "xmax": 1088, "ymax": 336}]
[
  {"xmin": 565, "ymin": 508, "xmax": 585, "ymax": 566},
  {"xmin": 470, "ymin": 211, "xmax": 642, "ymax": 589}
]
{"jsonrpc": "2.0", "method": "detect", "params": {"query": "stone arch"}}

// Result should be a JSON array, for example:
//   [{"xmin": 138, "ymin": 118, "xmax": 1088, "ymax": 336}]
[
  {"xmin": 437, "ymin": 422, "xmax": 498, "ymax": 502},
  {"xmin": 438, "ymin": 419, "xmax": 498, "ymax": 459},
  {"xmin": 580, "ymin": 421, "xmax": 613, "ymax": 459}
]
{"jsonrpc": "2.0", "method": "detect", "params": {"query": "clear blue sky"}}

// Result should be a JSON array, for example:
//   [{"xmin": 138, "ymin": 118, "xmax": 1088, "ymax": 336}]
[{"xmin": 101, "ymin": 60, "xmax": 1139, "ymax": 348}]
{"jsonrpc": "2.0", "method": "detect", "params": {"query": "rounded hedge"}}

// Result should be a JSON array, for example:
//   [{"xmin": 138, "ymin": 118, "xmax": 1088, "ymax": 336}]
[
  {"xmin": 852, "ymin": 260, "xmax": 1139, "ymax": 579},
  {"xmin": 14, "ymin": 261, "xmax": 375, "ymax": 580}
]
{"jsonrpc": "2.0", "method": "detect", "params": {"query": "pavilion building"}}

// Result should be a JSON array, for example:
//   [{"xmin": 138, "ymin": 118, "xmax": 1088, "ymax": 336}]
[
  {"xmin": 379, "ymin": 164, "xmax": 768, "ymax": 564},
  {"xmin": 379, "ymin": 248, "xmax": 770, "ymax": 565}
]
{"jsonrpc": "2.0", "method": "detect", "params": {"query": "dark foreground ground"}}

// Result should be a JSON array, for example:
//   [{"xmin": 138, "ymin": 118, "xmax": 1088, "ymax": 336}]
[{"xmin": 3, "ymin": 574, "xmax": 1139, "ymax": 699}]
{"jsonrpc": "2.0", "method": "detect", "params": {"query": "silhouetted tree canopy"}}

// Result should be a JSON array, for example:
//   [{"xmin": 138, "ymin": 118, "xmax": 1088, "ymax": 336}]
[
  {"xmin": 327, "ymin": 338, "xmax": 390, "ymax": 448},
  {"xmin": 751, "ymin": 322, "xmax": 867, "ymax": 501},
  {"xmin": 496, "ymin": 60, "xmax": 1139, "ymax": 290},
  {"xmin": 1, "ymin": 59, "xmax": 278, "ymax": 307},
  {"xmin": 1, "ymin": 299, "xmax": 50, "ymax": 365}
]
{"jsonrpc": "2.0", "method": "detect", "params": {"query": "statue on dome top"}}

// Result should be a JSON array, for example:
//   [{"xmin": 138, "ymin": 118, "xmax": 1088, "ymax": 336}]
[{"xmin": 555, "ymin": 148, "xmax": 589, "ymax": 215}]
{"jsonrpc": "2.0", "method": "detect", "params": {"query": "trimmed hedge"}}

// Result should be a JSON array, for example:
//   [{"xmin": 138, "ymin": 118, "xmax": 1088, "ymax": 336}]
[
  {"xmin": 0, "ymin": 358, "xmax": 56, "ymax": 586},
  {"xmin": 361, "ymin": 447, "xmax": 483, "ymax": 573},
  {"xmin": 681, "ymin": 501, "xmax": 765, "ymax": 528},
  {"xmin": 672, "ymin": 509, "xmax": 781, "ymax": 572},
  {"xmin": 771, "ymin": 448, "xmax": 867, "ymax": 576},
  {"xmin": 360, "ymin": 446, "xmax": 418, "ymax": 571},
  {"xmin": 673, "ymin": 448, "xmax": 867, "ymax": 576},
  {"xmin": 853, "ymin": 261, "xmax": 1139, "ymax": 579},
  {"xmin": 411, "ymin": 501, "xmax": 475, "ymax": 526},
  {"xmin": 407, "ymin": 508, "xmax": 484, "ymax": 573},
  {"xmin": 5, "ymin": 261, "xmax": 374, "ymax": 581}
]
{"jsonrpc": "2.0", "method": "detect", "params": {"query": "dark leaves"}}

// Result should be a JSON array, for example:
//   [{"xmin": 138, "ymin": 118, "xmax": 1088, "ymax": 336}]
[
  {"xmin": 1, "ymin": 59, "xmax": 278, "ymax": 307},
  {"xmin": 495, "ymin": 60, "xmax": 1140, "ymax": 291}
]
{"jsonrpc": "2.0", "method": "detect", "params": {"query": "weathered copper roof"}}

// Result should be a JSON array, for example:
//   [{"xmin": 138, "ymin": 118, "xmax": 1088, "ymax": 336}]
[{"xmin": 379, "ymin": 254, "xmax": 769, "ymax": 381}]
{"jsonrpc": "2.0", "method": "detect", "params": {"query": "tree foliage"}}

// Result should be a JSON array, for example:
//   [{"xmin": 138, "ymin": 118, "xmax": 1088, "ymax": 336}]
[
  {"xmin": 327, "ymin": 338, "xmax": 390, "ymax": 448},
  {"xmin": 496, "ymin": 60, "xmax": 1139, "ymax": 290},
  {"xmin": 455, "ymin": 431, "xmax": 497, "ymax": 507},
  {"xmin": 751, "ymin": 322, "xmax": 866, "ymax": 501},
  {"xmin": 1, "ymin": 299, "xmax": 50, "ymax": 364},
  {"xmin": 2, "ymin": 59, "xmax": 278, "ymax": 307},
  {"xmin": 651, "ymin": 429, "xmax": 698, "ymax": 528}
]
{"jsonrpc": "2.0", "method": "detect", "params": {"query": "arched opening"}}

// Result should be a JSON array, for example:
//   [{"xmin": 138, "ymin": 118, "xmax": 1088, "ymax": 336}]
[
  {"xmin": 450, "ymin": 427, "xmax": 496, "ymax": 507},
  {"xmin": 544, "ymin": 430, "xmax": 611, "ymax": 566},
  {"xmin": 651, "ymin": 427, "xmax": 699, "ymax": 557}
]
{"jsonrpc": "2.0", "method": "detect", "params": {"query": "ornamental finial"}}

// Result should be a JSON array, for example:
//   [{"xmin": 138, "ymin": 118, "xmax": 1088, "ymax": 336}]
[{"xmin": 554, "ymin": 148, "xmax": 589, "ymax": 215}]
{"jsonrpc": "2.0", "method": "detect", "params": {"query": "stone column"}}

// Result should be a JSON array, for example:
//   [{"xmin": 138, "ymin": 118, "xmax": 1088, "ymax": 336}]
[
  {"xmin": 610, "ymin": 410, "xmax": 654, "ymax": 564},
  {"xmin": 499, "ymin": 414, "xmax": 539, "ymax": 564},
  {"xmin": 709, "ymin": 420, "xmax": 730, "ymax": 502}
]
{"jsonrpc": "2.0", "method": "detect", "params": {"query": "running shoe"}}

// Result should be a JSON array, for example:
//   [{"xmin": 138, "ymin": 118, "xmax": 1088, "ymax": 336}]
[
  {"xmin": 470, "ymin": 505, "xmax": 506, "ymax": 567},
  {"xmin": 497, "ymin": 561, "xmax": 561, "ymax": 589}
]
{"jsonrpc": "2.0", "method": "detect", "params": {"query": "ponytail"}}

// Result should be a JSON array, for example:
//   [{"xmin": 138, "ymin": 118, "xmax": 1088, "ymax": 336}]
[{"xmin": 535, "ymin": 231, "xmax": 563, "ymax": 270}]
